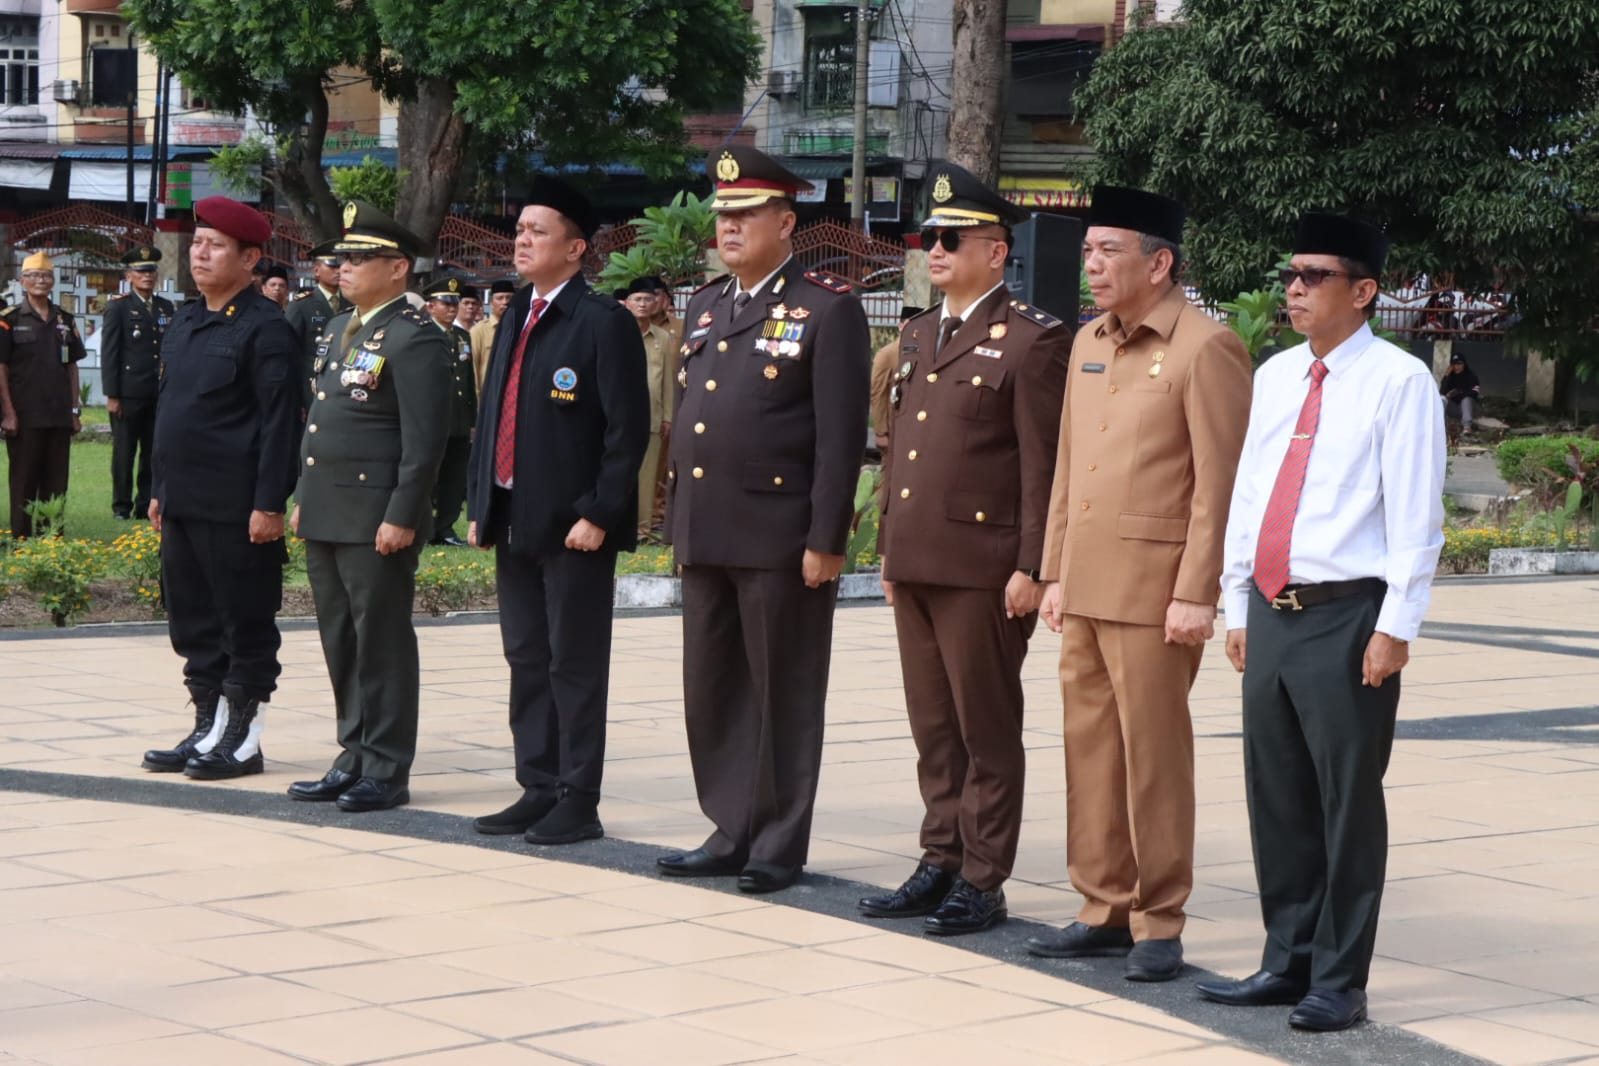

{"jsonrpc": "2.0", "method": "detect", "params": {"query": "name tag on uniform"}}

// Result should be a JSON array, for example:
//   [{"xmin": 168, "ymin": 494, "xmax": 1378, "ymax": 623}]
[
  {"xmin": 974, "ymin": 346, "xmax": 1003, "ymax": 359},
  {"xmin": 1081, "ymin": 363, "xmax": 1106, "ymax": 374}
]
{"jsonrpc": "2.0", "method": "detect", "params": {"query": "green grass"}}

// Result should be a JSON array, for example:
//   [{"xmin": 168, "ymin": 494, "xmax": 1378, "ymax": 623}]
[{"xmin": 1, "ymin": 422, "xmax": 676, "ymax": 581}]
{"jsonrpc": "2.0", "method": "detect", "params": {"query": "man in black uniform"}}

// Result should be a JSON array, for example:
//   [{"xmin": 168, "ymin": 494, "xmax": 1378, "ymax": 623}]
[
  {"xmin": 466, "ymin": 177, "xmax": 649, "ymax": 845},
  {"xmin": 141, "ymin": 197, "xmax": 301, "ymax": 781},
  {"xmin": 101, "ymin": 245, "xmax": 175, "ymax": 522},
  {"xmin": 656, "ymin": 146, "xmax": 870, "ymax": 893},
  {"xmin": 0, "ymin": 252, "xmax": 87, "ymax": 538},
  {"xmin": 424, "ymin": 277, "xmax": 477, "ymax": 546},
  {"xmin": 286, "ymin": 240, "xmax": 348, "ymax": 419},
  {"xmin": 288, "ymin": 202, "xmax": 452, "ymax": 813}
]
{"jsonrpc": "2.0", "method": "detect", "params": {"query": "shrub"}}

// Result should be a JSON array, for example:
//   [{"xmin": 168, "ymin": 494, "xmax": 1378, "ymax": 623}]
[
  {"xmin": 1495, "ymin": 437, "xmax": 1599, "ymax": 505},
  {"xmin": 107, "ymin": 524, "xmax": 164, "ymax": 616},
  {"xmin": 4, "ymin": 535, "xmax": 105, "ymax": 626},
  {"xmin": 414, "ymin": 552, "xmax": 497, "ymax": 615},
  {"xmin": 1438, "ymin": 526, "xmax": 1557, "ymax": 574}
]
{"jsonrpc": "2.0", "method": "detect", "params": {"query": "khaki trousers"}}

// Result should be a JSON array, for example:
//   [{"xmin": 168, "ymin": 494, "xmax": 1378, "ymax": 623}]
[
  {"xmin": 636, "ymin": 430, "xmax": 663, "ymax": 531},
  {"xmin": 1059, "ymin": 612, "xmax": 1202, "ymax": 941}
]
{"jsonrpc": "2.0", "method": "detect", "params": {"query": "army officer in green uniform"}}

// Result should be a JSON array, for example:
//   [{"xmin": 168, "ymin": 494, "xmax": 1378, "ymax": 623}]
[
  {"xmin": 288, "ymin": 201, "xmax": 452, "ymax": 813},
  {"xmin": 423, "ymin": 277, "xmax": 477, "ymax": 546}
]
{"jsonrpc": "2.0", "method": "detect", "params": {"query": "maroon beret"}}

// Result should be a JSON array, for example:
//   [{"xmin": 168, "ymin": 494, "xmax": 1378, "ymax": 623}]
[{"xmin": 194, "ymin": 196, "xmax": 271, "ymax": 247}]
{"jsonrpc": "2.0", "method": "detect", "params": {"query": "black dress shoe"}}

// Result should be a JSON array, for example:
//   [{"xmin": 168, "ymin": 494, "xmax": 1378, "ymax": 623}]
[
  {"xmin": 922, "ymin": 878, "xmax": 1006, "ymax": 937},
  {"xmin": 113, "ymin": 512, "xmax": 131, "ymax": 521},
  {"xmin": 473, "ymin": 791, "xmax": 557, "ymax": 835},
  {"xmin": 738, "ymin": 861, "xmax": 801, "ymax": 894},
  {"xmin": 1195, "ymin": 969, "xmax": 1309, "ymax": 1007},
  {"xmin": 657, "ymin": 847, "xmax": 745, "ymax": 877},
  {"xmin": 336, "ymin": 777, "xmax": 409, "ymax": 812},
  {"xmin": 1125, "ymin": 938, "xmax": 1184, "ymax": 982},
  {"xmin": 441, "ymin": 535, "xmax": 468, "ymax": 547},
  {"xmin": 287, "ymin": 768, "xmax": 357, "ymax": 802},
  {"xmin": 1026, "ymin": 921, "xmax": 1135, "ymax": 958},
  {"xmin": 524, "ymin": 794, "xmax": 603, "ymax": 845},
  {"xmin": 1289, "ymin": 988, "xmax": 1367, "ymax": 1032},
  {"xmin": 859, "ymin": 862, "xmax": 955, "ymax": 918}
]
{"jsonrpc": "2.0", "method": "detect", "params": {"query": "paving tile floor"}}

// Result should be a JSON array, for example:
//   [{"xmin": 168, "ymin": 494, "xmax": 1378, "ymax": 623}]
[{"xmin": 0, "ymin": 575, "xmax": 1597, "ymax": 1063}]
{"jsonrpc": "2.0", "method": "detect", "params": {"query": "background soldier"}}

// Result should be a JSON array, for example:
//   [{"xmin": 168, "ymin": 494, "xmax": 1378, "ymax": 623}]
[
  {"xmin": 141, "ymin": 197, "xmax": 300, "ymax": 782},
  {"xmin": 863, "ymin": 162, "xmax": 1070, "ymax": 935},
  {"xmin": 260, "ymin": 261, "xmax": 291, "ymax": 310},
  {"xmin": 455, "ymin": 289, "xmax": 483, "ymax": 332},
  {"xmin": 286, "ymin": 240, "xmax": 349, "ymax": 420},
  {"xmin": 656, "ymin": 146, "xmax": 870, "ymax": 894},
  {"xmin": 101, "ymin": 245, "xmax": 173, "ymax": 522},
  {"xmin": 466, "ymin": 177, "xmax": 649, "ymax": 846},
  {"xmin": 424, "ymin": 278, "xmax": 477, "ymax": 546},
  {"xmin": 0, "ymin": 252, "xmax": 86, "ymax": 538},
  {"xmin": 1028, "ymin": 186, "xmax": 1252, "ymax": 982},
  {"xmin": 288, "ymin": 202, "xmax": 452, "ymax": 813},
  {"xmin": 471, "ymin": 278, "xmax": 515, "ymax": 397},
  {"xmin": 624, "ymin": 277, "xmax": 675, "ymax": 538}
]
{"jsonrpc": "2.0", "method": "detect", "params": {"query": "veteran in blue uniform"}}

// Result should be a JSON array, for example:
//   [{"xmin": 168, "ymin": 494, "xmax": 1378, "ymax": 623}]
[
  {"xmin": 656, "ymin": 146, "xmax": 871, "ymax": 894},
  {"xmin": 142, "ymin": 197, "xmax": 300, "ymax": 782},
  {"xmin": 100, "ymin": 245, "xmax": 174, "ymax": 522},
  {"xmin": 287, "ymin": 202, "xmax": 452, "ymax": 813}
]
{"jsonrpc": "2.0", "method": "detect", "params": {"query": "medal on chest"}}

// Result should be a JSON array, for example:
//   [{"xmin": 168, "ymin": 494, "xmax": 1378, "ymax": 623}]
[{"xmin": 755, "ymin": 318, "xmax": 807, "ymax": 358}]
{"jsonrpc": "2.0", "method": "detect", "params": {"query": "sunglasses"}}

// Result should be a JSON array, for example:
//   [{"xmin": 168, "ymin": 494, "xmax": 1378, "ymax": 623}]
[
  {"xmin": 340, "ymin": 252, "xmax": 403, "ymax": 266},
  {"xmin": 1278, "ymin": 267, "xmax": 1372, "ymax": 289},
  {"xmin": 921, "ymin": 228, "xmax": 1003, "ymax": 254}
]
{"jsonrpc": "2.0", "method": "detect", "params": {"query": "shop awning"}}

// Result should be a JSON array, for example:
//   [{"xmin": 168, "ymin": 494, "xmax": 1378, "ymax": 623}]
[
  {"xmin": 0, "ymin": 159, "xmax": 55, "ymax": 189},
  {"xmin": 998, "ymin": 174, "xmax": 1089, "ymax": 209}
]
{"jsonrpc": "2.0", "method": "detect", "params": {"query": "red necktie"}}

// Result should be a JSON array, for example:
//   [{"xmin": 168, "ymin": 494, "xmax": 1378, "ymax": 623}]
[
  {"xmin": 493, "ymin": 297, "xmax": 548, "ymax": 487},
  {"xmin": 1253, "ymin": 358, "xmax": 1330, "ymax": 600}
]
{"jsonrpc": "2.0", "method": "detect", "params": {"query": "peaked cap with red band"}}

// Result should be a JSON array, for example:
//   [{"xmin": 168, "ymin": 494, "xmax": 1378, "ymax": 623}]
[{"xmin": 709, "ymin": 145, "xmax": 812, "ymax": 211}]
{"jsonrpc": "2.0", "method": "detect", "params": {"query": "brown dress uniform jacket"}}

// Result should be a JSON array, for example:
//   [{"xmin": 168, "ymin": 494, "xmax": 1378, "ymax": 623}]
[
  {"xmin": 881, "ymin": 289, "xmax": 1071, "ymax": 588},
  {"xmin": 1042, "ymin": 285, "xmax": 1253, "ymax": 621}
]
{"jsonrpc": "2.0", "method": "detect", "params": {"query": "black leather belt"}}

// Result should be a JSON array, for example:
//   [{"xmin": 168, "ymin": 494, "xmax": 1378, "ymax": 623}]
[{"xmin": 1264, "ymin": 577, "xmax": 1384, "ymax": 611}]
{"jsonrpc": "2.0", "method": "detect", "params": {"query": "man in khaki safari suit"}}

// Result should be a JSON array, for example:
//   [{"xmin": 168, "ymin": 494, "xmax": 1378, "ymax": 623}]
[{"xmin": 1026, "ymin": 186, "xmax": 1252, "ymax": 983}]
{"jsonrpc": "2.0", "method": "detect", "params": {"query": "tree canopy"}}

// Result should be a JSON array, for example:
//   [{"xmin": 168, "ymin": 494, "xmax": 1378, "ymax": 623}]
[
  {"xmin": 126, "ymin": 0, "xmax": 760, "ymax": 248},
  {"xmin": 1077, "ymin": 0, "xmax": 1599, "ymax": 361}
]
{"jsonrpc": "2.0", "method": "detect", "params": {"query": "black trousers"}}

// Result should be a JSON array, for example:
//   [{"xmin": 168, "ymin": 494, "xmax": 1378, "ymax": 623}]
[
  {"xmin": 492, "ymin": 500, "xmax": 618, "ymax": 800},
  {"xmin": 681, "ymin": 564, "xmax": 839, "ymax": 868},
  {"xmin": 161, "ymin": 516, "xmax": 285, "ymax": 705},
  {"xmin": 110, "ymin": 398, "xmax": 156, "ymax": 518},
  {"xmin": 431, "ymin": 436, "xmax": 471, "ymax": 541},
  {"xmin": 305, "ymin": 539, "xmax": 421, "ymax": 784},
  {"xmin": 5, "ymin": 427, "xmax": 71, "ymax": 538},
  {"xmin": 1242, "ymin": 581, "xmax": 1399, "ymax": 990}
]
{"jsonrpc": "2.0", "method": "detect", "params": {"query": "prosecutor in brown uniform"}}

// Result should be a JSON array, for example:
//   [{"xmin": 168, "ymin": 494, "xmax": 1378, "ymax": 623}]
[
  {"xmin": 1027, "ymin": 187, "xmax": 1252, "ymax": 981},
  {"xmin": 861, "ymin": 162, "xmax": 1069, "ymax": 936},
  {"xmin": 657, "ymin": 146, "xmax": 870, "ymax": 894}
]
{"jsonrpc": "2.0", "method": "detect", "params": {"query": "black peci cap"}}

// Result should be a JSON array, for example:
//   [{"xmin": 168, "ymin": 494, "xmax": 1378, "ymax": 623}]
[
  {"xmin": 1293, "ymin": 213, "xmax": 1389, "ymax": 276},
  {"xmin": 1087, "ymin": 186, "xmax": 1186, "ymax": 245},
  {"xmin": 526, "ymin": 176, "xmax": 598, "ymax": 241}
]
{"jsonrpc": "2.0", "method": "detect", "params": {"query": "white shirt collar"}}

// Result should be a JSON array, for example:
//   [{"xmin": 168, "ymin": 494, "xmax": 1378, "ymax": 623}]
[
  {"xmin": 940, "ymin": 281, "xmax": 1007, "ymax": 326},
  {"xmin": 740, "ymin": 256, "xmax": 793, "ymax": 301},
  {"xmin": 530, "ymin": 276, "xmax": 573, "ymax": 307},
  {"xmin": 1303, "ymin": 321, "xmax": 1375, "ymax": 378}
]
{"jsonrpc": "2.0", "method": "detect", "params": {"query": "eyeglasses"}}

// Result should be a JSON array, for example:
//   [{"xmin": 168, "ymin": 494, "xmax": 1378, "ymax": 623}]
[
  {"xmin": 340, "ymin": 253, "xmax": 402, "ymax": 266},
  {"xmin": 20, "ymin": 271, "xmax": 52, "ymax": 281},
  {"xmin": 921, "ymin": 228, "xmax": 1003, "ymax": 254},
  {"xmin": 1278, "ymin": 267, "xmax": 1371, "ymax": 289}
]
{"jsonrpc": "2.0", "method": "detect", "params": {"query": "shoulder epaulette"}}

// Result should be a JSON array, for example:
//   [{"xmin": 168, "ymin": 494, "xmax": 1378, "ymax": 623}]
[
  {"xmin": 587, "ymin": 289, "xmax": 626, "ymax": 310},
  {"xmin": 292, "ymin": 290, "xmax": 312, "ymax": 301},
  {"xmin": 0, "ymin": 305, "xmax": 14, "ymax": 317},
  {"xmin": 805, "ymin": 270, "xmax": 852, "ymax": 294},
  {"xmin": 399, "ymin": 306, "xmax": 433, "ymax": 327},
  {"xmin": 109, "ymin": 293, "xmax": 127, "ymax": 301},
  {"xmin": 691, "ymin": 273, "xmax": 731, "ymax": 296},
  {"xmin": 1009, "ymin": 300, "xmax": 1063, "ymax": 329}
]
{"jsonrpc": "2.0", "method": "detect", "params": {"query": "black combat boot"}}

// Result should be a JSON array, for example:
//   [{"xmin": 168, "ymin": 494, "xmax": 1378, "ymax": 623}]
[
  {"xmin": 141, "ymin": 688, "xmax": 223, "ymax": 772},
  {"xmin": 184, "ymin": 697, "xmax": 265, "ymax": 780}
]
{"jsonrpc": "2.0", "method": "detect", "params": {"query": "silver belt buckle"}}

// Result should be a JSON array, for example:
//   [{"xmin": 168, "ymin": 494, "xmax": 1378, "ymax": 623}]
[{"xmin": 1270, "ymin": 588, "xmax": 1304, "ymax": 611}]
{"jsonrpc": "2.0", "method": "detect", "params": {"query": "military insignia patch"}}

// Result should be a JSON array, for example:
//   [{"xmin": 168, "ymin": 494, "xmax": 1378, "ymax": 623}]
[
  {"xmin": 803, "ymin": 271, "xmax": 851, "ymax": 294},
  {"xmin": 932, "ymin": 172, "xmax": 953, "ymax": 203},
  {"xmin": 764, "ymin": 363, "xmax": 779, "ymax": 380},
  {"xmin": 697, "ymin": 312, "xmax": 714, "ymax": 328},
  {"xmin": 989, "ymin": 323, "xmax": 1007, "ymax": 339},
  {"xmin": 677, "ymin": 367, "xmax": 688, "ymax": 388},
  {"xmin": 351, "ymin": 387, "xmax": 368, "ymax": 402},
  {"xmin": 770, "ymin": 304, "xmax": 787, "ymax": 320},
  {"xmin": 716, "ymin": 151, "xmax": 740, "ymax": 183},
  {"xmin": 788, "ymin": 307, "xmax": 811, "ymax": 320},
  {"xmin": 343, "ymin": 202, "xmax": 358, "ymax": 229}
]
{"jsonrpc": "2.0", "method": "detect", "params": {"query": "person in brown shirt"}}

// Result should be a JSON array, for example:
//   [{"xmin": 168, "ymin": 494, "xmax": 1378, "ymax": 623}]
[
  {"xmin": 470, "ymin": 278, "xmax": 516, "ymax": 397},
  {"xmin": 1025, "ymin": 186, "xmax": 1252, "ymax": 981},
  {"xmin": 863, "ymin": 162, "xmax": 1070, "ymax": 936},
  {"xmin": 0, "ymin": 253, "xmax": 86, "ymax": 538},
  {"xmin": 869, "ymin": 306, "xmax": 924, "ymax": 454},
  {"xmin": 625, "ymin": 277, "xmax": 675, "ymax": 536}
]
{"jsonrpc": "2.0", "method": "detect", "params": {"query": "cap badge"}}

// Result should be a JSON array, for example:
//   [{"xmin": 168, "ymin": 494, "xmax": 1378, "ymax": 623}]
[
  {"xmin": 343, "ymin": 202, "xmax": 358, "ymax": 229},
  {"xmin": 140, "ymin": 246, "xmax": 152, "ymax": 258},
  {"xmin": 448, "ymin": 278, "xmax": 459, "ymax": 293},
  {"xmin": 932, "ymin": 173, "xmax": 953, "ymax": 204},
  {"xmin": 716, "ymin": 151, "xmax": 740, "ymax": 183}
]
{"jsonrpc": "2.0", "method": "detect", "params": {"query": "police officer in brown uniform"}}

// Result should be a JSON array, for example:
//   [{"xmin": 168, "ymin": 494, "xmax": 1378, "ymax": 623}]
[
  {"xmin": 861, "ymin": 163, "xmax": 1070, "ymax": 935},
  {"xmin": 656, "ymin": 146, "xmax": 870, "ymax": 893},
  {"xmin": 1025, "ymin": 187, "xmax": 1252, "ymax": 981}
]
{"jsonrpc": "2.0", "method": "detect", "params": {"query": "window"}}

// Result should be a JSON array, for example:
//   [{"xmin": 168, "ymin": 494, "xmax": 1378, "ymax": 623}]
[
  {"xmin": 0, "ymin": 17, "xmax": 40, "ymax": 108},
  {"xmin": 1007, "ymin": 40, "xmax": 1099, "ymax": 118},
  {"xmin": 179, "ymin": 82, "xmax": 211, "ymax": 112},
  {"xmin": 803, "ymin": 10, "xmax": 855, "ymax": 113},
  {"xmin": 90, "ymin": 48, "xmax": 136, "ymax": 106}
]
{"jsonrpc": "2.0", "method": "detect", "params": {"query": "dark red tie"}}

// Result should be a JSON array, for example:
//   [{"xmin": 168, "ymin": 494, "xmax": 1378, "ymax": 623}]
[
  {"xmin": 493, "ymin": 297, "xmax": 548, "ymax": 486},
  {"xmin": 1253, "ymin": 358, "xmax": 1330, "ymax": 600}
]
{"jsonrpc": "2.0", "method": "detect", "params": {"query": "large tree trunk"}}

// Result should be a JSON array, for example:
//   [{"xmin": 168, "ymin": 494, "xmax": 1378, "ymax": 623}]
[
  {"xmin": 948, "ymin": 0, "xmax": 1006, "ymax": 182},
  {"xmin": 276, "ymin": 78, "xmax": 342, "ymax": 241},
  {"xmin": 396, "ymin": 78, "xmax": 469, "ymax": 258}
]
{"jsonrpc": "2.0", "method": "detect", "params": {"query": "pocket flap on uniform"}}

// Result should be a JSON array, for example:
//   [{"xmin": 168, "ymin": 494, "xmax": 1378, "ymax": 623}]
[
  {"xmin": 194, "ymin": 350, "xmax": 238, "ymax": 394},
  {"xmin": 954, "ymin": 366, "xmax": 1008, "ymax": 390},
  {"xmin": 944, "ymin": 490, "xmax": 1016, "ymax": 526},
  {"xmin": 742, "ymin": 462, "xmax": 810, "ymax": 494},
  {"xmin": 1117, "ymin": 511, "xmax": 1188, "ymax": 542},
  {"xmin": 1133, "ymin": 380, "xmax": 1172, "ymax": 394}
]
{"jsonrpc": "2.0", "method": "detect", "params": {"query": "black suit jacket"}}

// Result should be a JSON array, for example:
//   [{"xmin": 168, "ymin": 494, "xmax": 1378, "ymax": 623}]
[
  {"xmin": 467, "ymin": 275, "xmax": 650, "ymax": 556},
  {"xmin": 152, "ymin": 286, "xmax": 301, "ymax": 522},
  {"xmin": 100, "ymin": 292, "xmax": 174, "ymax": 401},
  {"xmin": 664, "ymin": 259, "xmax": 870, "ymax": 569}
]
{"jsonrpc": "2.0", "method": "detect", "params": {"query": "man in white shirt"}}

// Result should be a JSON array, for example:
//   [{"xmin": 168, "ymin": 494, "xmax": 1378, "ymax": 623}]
[{"xmin": 1199, "ymin": 214, "xmax": 1445, "ymax": 1031}]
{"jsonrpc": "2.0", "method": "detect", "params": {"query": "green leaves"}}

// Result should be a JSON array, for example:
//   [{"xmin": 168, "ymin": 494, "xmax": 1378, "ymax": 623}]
[{"xmin": 598, "ymin": 191, "xmax": 718, "ymax": 291}]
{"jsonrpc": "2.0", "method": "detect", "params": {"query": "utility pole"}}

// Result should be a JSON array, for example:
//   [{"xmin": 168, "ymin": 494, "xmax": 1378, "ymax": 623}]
[
  {"xmin": 145, "ymin": 59, "xmax": 164, "ymax": 224},
  {"xmin": 125, "ymin": 86, "xmax": 136, "ymax": 222},
  {"xmin": 849, "ymin": 0, "xmax": 870, "ymax": 229}
]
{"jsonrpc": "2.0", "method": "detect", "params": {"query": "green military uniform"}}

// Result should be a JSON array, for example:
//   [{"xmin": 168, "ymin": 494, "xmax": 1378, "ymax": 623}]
[
  {"xmin": 295, "ymin": 202, "xmax": 452, "ymax": 806},
  {"xmin": 422, "ymin": 277, "xmax": 478, "ymax": 545},
  {"xmin": 285, "ymin": 241, "xmax": 349, "ymax": 415}
]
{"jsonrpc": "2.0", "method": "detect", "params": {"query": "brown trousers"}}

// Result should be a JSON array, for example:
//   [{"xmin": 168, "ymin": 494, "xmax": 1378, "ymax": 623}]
[
  {"xmin": 894, "ymin": 582, "xmax": 1035, "ymax": 891},
  {"xmin": 1059, "ymin": 612, "xmax": 1202, "ymax": 941},
  {"xmin": 6, "ymin": 427, "xmax": 71, "ymax": 538}
]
